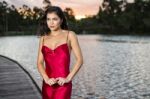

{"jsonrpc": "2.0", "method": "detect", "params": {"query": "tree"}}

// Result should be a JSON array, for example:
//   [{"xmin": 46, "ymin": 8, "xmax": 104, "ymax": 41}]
[
  {"xmin": 64, "ymin": 7, "xmax": 75, "ymax": 22},
  {"xmin": 96, "ymin": 0, "xmax": 150, "ymax": 35}
]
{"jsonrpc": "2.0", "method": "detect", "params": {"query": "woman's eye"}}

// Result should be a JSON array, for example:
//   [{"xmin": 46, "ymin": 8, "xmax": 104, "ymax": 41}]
[
  {"xmin": 46, "ymin": 18, "xmax": 58, "ymax": 21},
  {"xmin": 47, "ymin": 18, "xmax": 50, "ymax": 21},
  {"xmin": 53, "ymin": 18, "xmax": 59, "ymax": 20}
]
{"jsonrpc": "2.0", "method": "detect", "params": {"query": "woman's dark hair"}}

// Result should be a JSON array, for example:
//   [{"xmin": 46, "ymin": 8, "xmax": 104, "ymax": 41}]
[{"xmin": 37, "ymin": 6, "xmax": 68, "ymax": 36}]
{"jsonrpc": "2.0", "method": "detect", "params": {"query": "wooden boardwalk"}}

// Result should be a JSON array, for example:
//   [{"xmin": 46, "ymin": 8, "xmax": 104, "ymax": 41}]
[{"xmin": 0, "ymin": 55, "xmax": 41, "ymax": 99}]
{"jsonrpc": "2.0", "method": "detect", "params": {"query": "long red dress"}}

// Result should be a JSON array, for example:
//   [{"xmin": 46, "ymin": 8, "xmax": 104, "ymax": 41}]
[{"xmin": 41, "ymin": 31, "xmax": 72, "ymax": 99}]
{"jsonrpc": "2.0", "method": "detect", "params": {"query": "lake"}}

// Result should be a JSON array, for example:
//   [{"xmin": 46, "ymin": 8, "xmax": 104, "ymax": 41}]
[{"xmin": 0, "ymin": 34, "xmax": 150, "ymax": 99}]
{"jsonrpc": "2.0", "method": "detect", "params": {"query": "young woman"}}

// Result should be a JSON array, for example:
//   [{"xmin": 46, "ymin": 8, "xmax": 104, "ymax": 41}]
[{"xmin": 36, "ymin": 6, "xmax": 83, "ymax": 99}]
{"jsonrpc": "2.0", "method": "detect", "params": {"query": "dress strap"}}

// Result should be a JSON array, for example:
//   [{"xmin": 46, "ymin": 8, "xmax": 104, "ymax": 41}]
[
  {"xmin": 42, "ymin": 36, "xmax": 44, "ymax": 45},
  {"xmin": 66, "ymin": 31, "xmax": 69, "ymax": 43}
]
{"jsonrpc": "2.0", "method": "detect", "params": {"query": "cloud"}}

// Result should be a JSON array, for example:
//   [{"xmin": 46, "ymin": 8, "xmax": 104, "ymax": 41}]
[
  {"xmin": 51, "ymin": 0, "xmax": 100, "ymax": 16},
  {"xmin": 3, "ymin": 0, "xmax": 100, "ymax": 16},
  {"xmin": 4, "ymin": 0, "xmax": 43, "ymax": 8}
]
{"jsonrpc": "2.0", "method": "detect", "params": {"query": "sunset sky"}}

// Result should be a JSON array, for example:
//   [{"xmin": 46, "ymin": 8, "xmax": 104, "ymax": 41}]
[{"xmin": 3, "ymin": 0, "xmax": 134, "ymax": 19}]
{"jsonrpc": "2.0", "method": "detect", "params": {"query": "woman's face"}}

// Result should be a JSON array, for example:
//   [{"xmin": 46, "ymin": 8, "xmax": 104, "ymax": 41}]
[{"xmin": 46, "ymin": 12, "xmax": 62, "ymax": 31}]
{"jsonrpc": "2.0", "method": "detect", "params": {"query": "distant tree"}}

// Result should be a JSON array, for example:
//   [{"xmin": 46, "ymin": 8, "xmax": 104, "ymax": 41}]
[
  {"xmin": 64, "ymin": 7, "xmax": 75, "ymax": 22},
  {"xmin": 7, "ymin": 5, "xmax": 22, "ymax": 31},
  {"xmin": 0, "ymin": 1, "xmax": 9, "ymax": 34},
  {"xmin": 43, "ymin": 0, "xmax": 51, "ymax": 10},
  {"xmin": 96, "ymin": 0, "xmax": 150, "ymax": 35},
  {"xmin": 33, "ymin": 7, "xmax": 44, "ymax": 20}
]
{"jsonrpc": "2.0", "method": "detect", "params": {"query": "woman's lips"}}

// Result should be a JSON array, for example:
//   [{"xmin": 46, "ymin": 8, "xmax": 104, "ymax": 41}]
[{"xmin": 50, "ymin": 26, "xmax": 55, "ymax": 28}]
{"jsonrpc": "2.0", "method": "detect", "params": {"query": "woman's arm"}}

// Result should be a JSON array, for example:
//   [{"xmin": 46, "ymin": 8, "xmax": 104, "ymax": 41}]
[
  {"xmin": 36, "ymin": 36, "xmax": 49, "ymax": 82},
  {"xmin": 66, "ymin": 31, "xmax": 84, "ymax": 82}
]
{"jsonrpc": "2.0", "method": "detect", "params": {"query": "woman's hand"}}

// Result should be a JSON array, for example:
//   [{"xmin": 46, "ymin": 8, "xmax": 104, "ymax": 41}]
[
  {"xmin": 44, "ymin": 78, "xmax": 57, "ymax": 86},
  {"xmin": 56, "ymin": 77, "xmax": 71, "ymax": 86}
]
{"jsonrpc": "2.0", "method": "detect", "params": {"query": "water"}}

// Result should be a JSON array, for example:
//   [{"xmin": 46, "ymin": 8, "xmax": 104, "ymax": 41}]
[{"xmin": 0, "ymin": 35, "xmax": 150, "ymax": 99}]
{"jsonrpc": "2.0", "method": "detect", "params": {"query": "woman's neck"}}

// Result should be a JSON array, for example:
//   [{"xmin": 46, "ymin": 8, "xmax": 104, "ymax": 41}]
[{"xmin": 50, "ymin": 29, "xmax": 62, "ymax": 36}]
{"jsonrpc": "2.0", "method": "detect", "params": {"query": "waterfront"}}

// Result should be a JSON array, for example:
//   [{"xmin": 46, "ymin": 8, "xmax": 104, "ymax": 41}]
[{"xmin": 0, "ymin": 35, "xmax": 150, "ymax": 99}]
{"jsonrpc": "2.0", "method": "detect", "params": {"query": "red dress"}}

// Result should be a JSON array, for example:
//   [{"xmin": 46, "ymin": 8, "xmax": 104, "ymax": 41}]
[{"xmin": 41, "ymin": 32, "xmax": 72, "ymax": 99}]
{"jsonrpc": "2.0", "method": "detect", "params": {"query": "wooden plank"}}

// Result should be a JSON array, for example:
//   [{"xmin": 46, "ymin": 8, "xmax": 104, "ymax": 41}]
[{"xmin": 0, "ymin": 56, "xmax": 41, "ymax": 99}]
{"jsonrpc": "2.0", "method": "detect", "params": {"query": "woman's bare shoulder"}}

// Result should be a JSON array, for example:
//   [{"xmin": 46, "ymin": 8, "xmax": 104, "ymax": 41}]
[
  {"xmin": 62, "ymin": 30, "xmax": 76, "ymax": 35},
  {"xmin": 61, "ymin": 30, "xmax": 76, "ymax": 40},
  {"xmin": 38, "ymin": 35, "xmax": 45, "ymax": 42},
  {"xmin": 68, "ymin": 30, "xmax": 77, "ymax": 40}
]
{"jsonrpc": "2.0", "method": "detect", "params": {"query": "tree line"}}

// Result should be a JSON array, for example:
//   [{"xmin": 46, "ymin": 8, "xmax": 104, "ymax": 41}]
[
  {"xmin": 0, "ymin": 0, "xmax": 150, "ymax": 36},
  {"xmin": 84, "ymin": 0, "xmax": 150, "ymax": 35},
  {"xmin": 0, "ymin": 1, "xmax": 75, "ymax": 36}
]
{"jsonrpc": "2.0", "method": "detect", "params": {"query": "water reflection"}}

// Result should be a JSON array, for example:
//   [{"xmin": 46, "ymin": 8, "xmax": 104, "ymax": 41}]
[{"xmin": 0, "ymin": 35, "xmax": 150, "ymax": 99}]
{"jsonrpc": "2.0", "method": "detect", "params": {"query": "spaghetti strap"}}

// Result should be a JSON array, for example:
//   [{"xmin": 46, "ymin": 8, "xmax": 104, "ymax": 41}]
[
  {"xmin": 41, "ymin": 31, "xmax": 72, "ymax": 99},
  {"xmin": 66, "ymin": 31, "xmax": 69, "ymax": 43},
  {"xmin": 42, "ymin": 36, "xmax": 44, "ymax": 45}
]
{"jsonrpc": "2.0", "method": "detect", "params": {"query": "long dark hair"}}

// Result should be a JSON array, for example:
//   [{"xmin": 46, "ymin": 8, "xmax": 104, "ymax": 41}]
[{"xmin": 37, "ymin": 6, "xmax": 68, "ymax": 36}]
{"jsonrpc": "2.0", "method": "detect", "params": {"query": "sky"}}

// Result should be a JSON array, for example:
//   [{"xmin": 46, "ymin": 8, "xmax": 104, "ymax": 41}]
[
  {"xmin": 2, "ymin": 0, "xmax": 134, "ymax": 19},
  {"xmin": 3, "ymin": 0, "xmax": 101, "ymax": 19}
]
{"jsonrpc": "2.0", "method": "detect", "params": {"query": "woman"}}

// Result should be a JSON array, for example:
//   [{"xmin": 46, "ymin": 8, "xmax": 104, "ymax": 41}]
[{"xmin": 36, "ymin": 6, "xmax": 83, "ymax": 99}]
